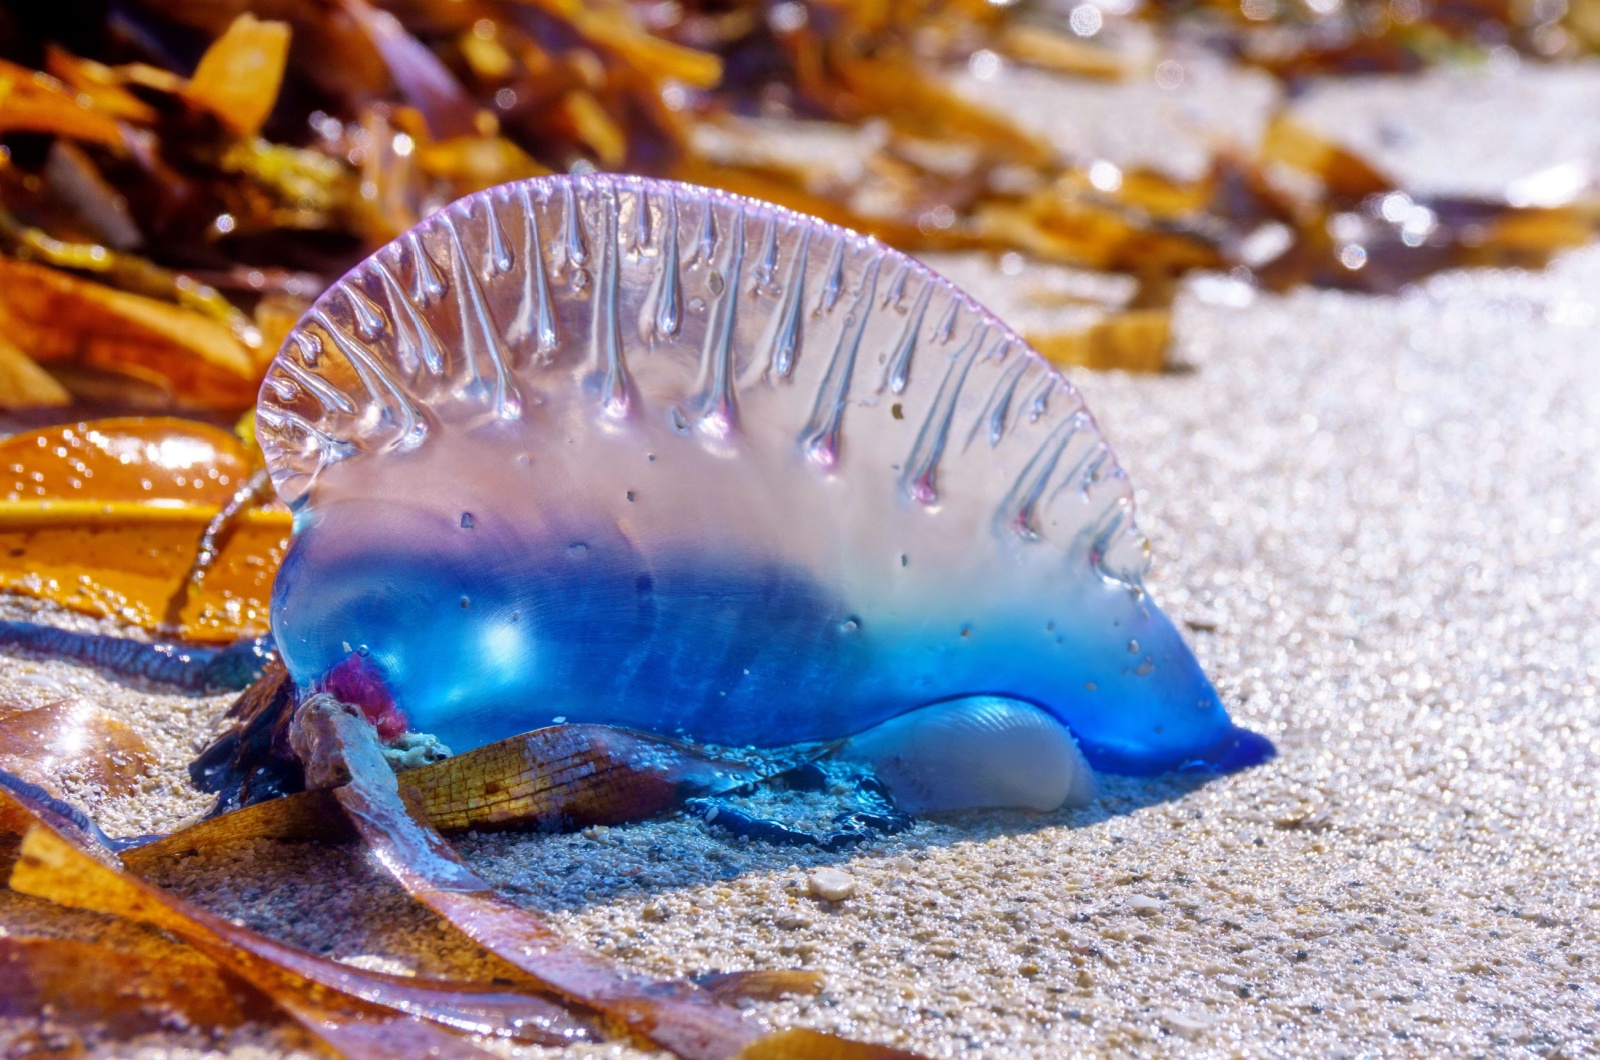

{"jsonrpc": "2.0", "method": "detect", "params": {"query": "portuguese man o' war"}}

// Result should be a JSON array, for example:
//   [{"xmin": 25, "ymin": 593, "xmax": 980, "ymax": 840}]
[{"xmin": 255, "ymin": 173, "xmax": 1272, "ymax": 816}]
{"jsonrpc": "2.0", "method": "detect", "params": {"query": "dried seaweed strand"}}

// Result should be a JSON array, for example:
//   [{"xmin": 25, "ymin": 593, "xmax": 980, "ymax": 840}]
[
  {"xmin": 0, "ymin": 203, "xmax": 261, "ymax": 347},
  {"xmin": 291, "ymin": 696, "xmax": 926, "ymax": 1059},
  {"xmin": 292, "ymin": 695, "xmax": 760, "ymax": 1057},
  {"xmin": 0, "ymin": 934, "xmax": 281, "ymax": 1038},
  {"xmin": 0, "ymin": 783, "xmax": 596, "ymax": 1051}
]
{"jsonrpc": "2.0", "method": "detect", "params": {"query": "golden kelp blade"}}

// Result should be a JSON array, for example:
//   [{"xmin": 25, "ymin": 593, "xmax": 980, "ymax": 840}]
[
  {"xmin": 0, "ymin": 418, "xmax": 258, "ymax": 505},
  {"xmin": 293, "ymin": 698, "xmax": 926, "ymax": 1060},
  {"xmin": 973, "ymin": 190, "xmax": 1223, "ymax": 275},
  {"xmin": 696, "ymin": 970, "xmax": 825, "ymax": 1004},
  {"xmin": 0, "ymin": 785, "xmax": 595, "ymax": 1050},
  {"xmin": 41, "ymin": 46, "xmax": 158, "ymax": 125},
  {"xmin": 831, "ymin": 54, "xmax": 1052, "ymax": 168},
  {"xmin": 0, "ymin": 501, "xmax": 287, "ymax": 640},
  {"xmin": 0, "ymin": 258, "xmax": 259, "ymax": 411},
  {"xmin": 122, "ymin": 789, "xmax": 352, "ymax": 865},
  {"xmin": 0, "ymin": 934, "xmax": 281, "ymax": 1042},
  {"xmin": 996, "ymin": 23, "xmax": 1130, "ymax": 79},
  {"xmin": 0, "ymin": 336, "xmax": 70, "ymax": 410},
  {"xmin": 293, "ymin": 697, "xmax": 760, "ymax": 1059},
  {"xmin": 0, "ymin": 419, "xmax": 289, "ymax": 641},
  {"xmin": 517, "ymin": 0, "xmax": 723, "ymax": 88},
  {"xmin": 184, "ymin": 14, "xmax": 292, "ymax": 137},
  {"xmin": 0, "ymin": 59, "xmax": 125, "ymax": 147},
  {"xmin": 1259, "ymin": 114, "xmax": 1392, "ymax": 199},
  {"xmin": 734, "ymin": 1029, "xmax": 929, "ymax": 1060},
  {"xmin": 403, "ymin": 724, "xmax": 788, "ymax": 835},
  {"xmin": 1030, "ymin": 308, "xmax": 1170, "ymax": 373}
]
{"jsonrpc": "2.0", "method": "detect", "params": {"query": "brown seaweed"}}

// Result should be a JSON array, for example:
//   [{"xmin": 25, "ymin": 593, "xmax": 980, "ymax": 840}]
[
  {"xmin": 3, "ymin": 709, "xmax": 924, "ymax": 1059},
  {"xmin": 0, "ymin": 934, "xmax": 283, "ymax": 1046},
  {"xmin": 1, "ymin": 782, "xmax": 597, "ymax": 1050},
  {"xmin": 402, "ymin": 723, "xmax": 818, "ymax": 835},
  {"xmin": 288, "ymin": 694, "xmax": 919, "ymax": 1058}
]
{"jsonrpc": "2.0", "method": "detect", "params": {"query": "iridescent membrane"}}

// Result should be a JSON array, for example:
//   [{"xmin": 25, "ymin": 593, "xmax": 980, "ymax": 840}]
[{"xmin": 258, "ymin": 174, "xmax": 1271, "ymax": 785}]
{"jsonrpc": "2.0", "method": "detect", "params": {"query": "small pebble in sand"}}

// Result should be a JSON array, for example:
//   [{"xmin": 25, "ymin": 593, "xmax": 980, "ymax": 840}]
[
  {"xmin": 1127, "ymin": 895, "xmax": 1163, "ymax": 916},
  {"xmin": 808, "ymin": 867, "xmax": 858, "ymax": 901},
  {"xmin": 1160, "ymin": 1009, "xmax": 1213, "ymax": 1038}
]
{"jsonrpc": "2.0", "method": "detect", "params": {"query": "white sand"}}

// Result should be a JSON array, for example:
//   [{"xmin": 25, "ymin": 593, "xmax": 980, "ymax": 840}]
[
  {"xmin": 1291, "ymin": 60, "xmax": 1600, "ymax": 200},
  {"xmin": 2, "ymin": 66, "xmax": 1598, "ymax": 1059}
]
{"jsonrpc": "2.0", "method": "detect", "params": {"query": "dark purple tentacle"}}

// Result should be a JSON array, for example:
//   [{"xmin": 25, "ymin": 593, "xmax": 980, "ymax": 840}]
[
  {"xmin": 0, "ymin": 769, "xmax": 124, "ymax": 852},
  {"xmin": 0, "ymin": 621, "xmax": 272, "ymax": 693}
]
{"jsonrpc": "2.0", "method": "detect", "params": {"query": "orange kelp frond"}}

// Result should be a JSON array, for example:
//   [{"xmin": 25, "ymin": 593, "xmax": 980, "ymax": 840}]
[
  {"xmin": 0, "ymin": 258, "xmax": 259, "ymax": 410},
  {"xmin": 0, "ymin": 781, "xmax": 597, "ymax": 1052},
  {"xmin": 0, "ymin": 934, "xmax": 283, "ymax": 1043},
  {"xmin": 0, "ymin": 693, "xmax": 153, "ymax": 799},
  {"xmin": 184, "ymin": 15, "xmax": 293, "ymax": 138},
  {"xmin": 0, "ymin": 419, "xmax": 288, "ymax": 641}
]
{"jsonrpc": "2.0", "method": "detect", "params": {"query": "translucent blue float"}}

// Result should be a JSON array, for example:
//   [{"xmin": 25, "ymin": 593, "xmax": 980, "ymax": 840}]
[{"xmin": 257, "ymin": 174, "xmax": 1271, "ymax": 812}]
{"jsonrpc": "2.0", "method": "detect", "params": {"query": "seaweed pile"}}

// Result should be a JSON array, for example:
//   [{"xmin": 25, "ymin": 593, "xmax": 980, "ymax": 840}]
[{"xmin": 0, "ymin": 0, "xmax": 1592, "ymax": 419}]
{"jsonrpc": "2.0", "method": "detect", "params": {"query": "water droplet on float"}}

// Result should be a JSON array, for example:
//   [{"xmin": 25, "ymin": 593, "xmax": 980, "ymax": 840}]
[
  {"xmin": 708, "ymin": 271, "xmax": 725, "ymax": 295},
  {"xmin": 1128, "ymin": 639, "xmax": 1140, "ymax": 654},
  {"xmin": 840, "ymin": 616, "xmax": 861, "ymax": 633},
  {"xmin": 460, "ymin": 511, "xmax": 475, "ymax": 529},
  {"xmin": 572, "ymin": 268, "xmax": 591, "ymax": 289},
  {"xmin": 688, "ymin": 297, "xmax": 706, "ymax": 313},
  {"xmin": 460, "ymin": 596, "xmax": 471, "ymax": 608},
  {"xmin": 568, "ymin": 542, "xmax": 588, "ymax": 558}
]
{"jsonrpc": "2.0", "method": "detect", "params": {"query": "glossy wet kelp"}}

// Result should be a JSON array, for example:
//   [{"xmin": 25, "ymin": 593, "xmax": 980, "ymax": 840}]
[{"xmin": 0, "ymin": 758, "xmax": 926, "ymax": 1058}]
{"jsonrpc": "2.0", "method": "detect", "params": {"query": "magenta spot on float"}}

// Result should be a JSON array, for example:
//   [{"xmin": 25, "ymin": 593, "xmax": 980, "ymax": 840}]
[{"xmin": 318, "ymin": 654, "xmax": 407, "ymax": 742}]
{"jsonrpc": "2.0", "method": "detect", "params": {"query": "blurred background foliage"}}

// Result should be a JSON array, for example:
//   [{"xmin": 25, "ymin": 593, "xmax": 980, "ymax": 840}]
[{"xmin": 0, "ymin": 0, "xmax": 1593, "ymax": 411}]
